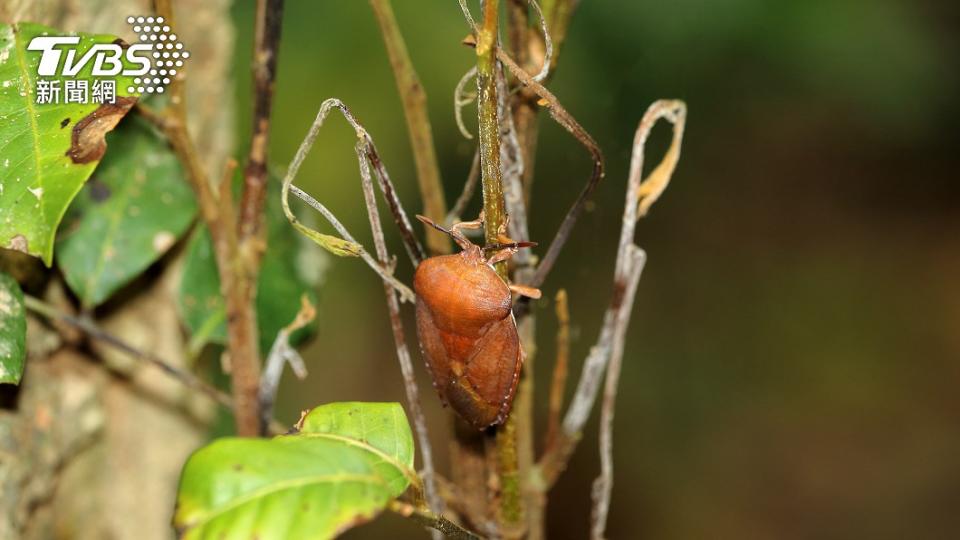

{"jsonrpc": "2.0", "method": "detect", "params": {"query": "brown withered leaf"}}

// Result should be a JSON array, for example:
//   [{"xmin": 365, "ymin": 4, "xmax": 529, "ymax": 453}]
[{"xmin": 67, "ymin": 96, "xmax": 138, "ymax": 164}]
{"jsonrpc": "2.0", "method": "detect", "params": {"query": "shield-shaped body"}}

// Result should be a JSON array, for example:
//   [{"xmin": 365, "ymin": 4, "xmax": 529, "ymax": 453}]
[{"xmin": 414, "ymin": 251, "xmax": 522, "ymax": 429}]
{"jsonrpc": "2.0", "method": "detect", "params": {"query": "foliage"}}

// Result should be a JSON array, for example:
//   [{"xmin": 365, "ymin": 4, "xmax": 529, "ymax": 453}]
[
  {"xmin": 0, "ymin": 271, "xmax": 26, "ymax": 384},
  {"xmin": 56, "ymin": 117, "xmax": 196, "ymax": 307},
  {"xmin": 0, "ymin": 22, "xmax": 137, "ymax": 264},
  {"xmin": 174, "ymin": 402, "xmax": 415, "ymax": 540},
  {"xmin": 178, "ymin": 180, "xmax": 321, "ymax": 355}
]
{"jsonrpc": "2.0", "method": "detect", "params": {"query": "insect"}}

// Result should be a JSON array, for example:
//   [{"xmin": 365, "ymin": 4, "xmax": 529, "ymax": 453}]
[{"xmin": 413, "ymin": 215, "xmax": 541, "ymax": 430}]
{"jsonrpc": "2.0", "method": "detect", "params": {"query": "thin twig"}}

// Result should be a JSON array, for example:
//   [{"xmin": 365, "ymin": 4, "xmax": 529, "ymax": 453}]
[
  {"xmin": 24, "ymin": 295, "xmax": 293, "ymax": 436},
  {"xmin": 493, "ymin": 58, "xmax": 541, "ymax": 539},
  {"xmin": 357, "ymin": 139, "xmax": 445, "ymax": 531},
  {"xmin": 389, "ymin": 500, "xmax": 483, "ymax": 540},
  {"xmin": 462, "ymin": 36, "xmax": 605, "ymax": 290},
  {"xmin": 153, "ymin": 0, "xmax": 263, "ymax": 435},
  {"xmin": 528, "ymin": 0, "xmax": 553, "ymax": 83},
  {"xmin": 505, "ymin": 0, "xmax": 538, "ymax": 207},
  {"xmin": 590, "ymin": 246, "xmax": 645, "ymax": 540},
  {"xmin": 590, "ymin": 100, "xmax": 686, "ymax": 539},
  {"xmin": 540, "ymin": 0, "xmax": 578, "ymax": 72},
  {"xmin": 285, "ymin": 185, "xmax": 414, "ymax": 302},
  {"xmin": 369, "ymin": 0, "xmax": 450, "ymax": 255},
  {"xmin": 239, "ymin": 0, "xmax": 285, "ymax": 244},
  {"xmin": 509, "ymin": 0, "xmax": 552, "ymax": 83},
  {"xmin": 545, "ymin": 288, "xmax": 569, "ymax": 449},
  {"xmin": 535, "ymin": 99, "xmax": 686, "ymax": 505},
  {"xmin": 500, "ymin": 6, "xmax": 553, "ymax": 536},
  {"xmin": 238, "ymin": 0, "xmax": 286, "ymax": 436},
  {"xmin": 495, "ymin": 50, "xmax": 604, "ymax": 289},
  {"xmin": 23, "ymin": 294, "xmax": 232, "ymax": 409},
  {"xmin": 495, "ymin": 64, "xmax": 531, "ymax": 271},
  {"xmin": 150, "ymin": 1, "xmax": 218, "ymax": 228},
  {"xmin": 505, "ymin": 0, "xmax": 556, "ymax": 210},
  {"xmin": 364, "ymin": 143, "xmax": 426, "ymax": 265},
  {"xmin": 454, "ymin": 66, "xmax": 478, "ymax": 140},
  {"xmin": 258, "ymin": 295, "xmax": 314, "ymax": 435},
  {"xmin": 458, "ymin": 0, "xmax": 478, "ymax": 30},
  {"xmin": 278, "ymin": 98, "xmax": 422, "ymax": 298},
  {"xmin": 278, "ymin": 97, "xmax": 443, "ymax": 527}
]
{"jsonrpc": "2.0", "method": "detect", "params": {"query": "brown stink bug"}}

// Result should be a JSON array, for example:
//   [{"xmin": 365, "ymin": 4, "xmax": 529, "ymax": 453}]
[{"xmin": 413, "ymin": 215, "xmax": 541, "ymax": 430}]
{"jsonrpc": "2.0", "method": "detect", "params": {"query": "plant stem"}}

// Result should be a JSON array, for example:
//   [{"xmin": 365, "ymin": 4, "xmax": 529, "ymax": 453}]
[
  {"xmin": 152, "ymin": 0, "xmax": 263, "ymax": 436},
  {"xmin": 369, "ymin": 0, "xmax": 450, "ymax": 255},
  {"xmin": 545, "ymin": 288, "xmax": 569, "ymax": 449},
  {"xmin": 358, "ymin": 140, "xmax": 445, "ymax": 535},
  {"xmin": 239, "ymin": 0, "xmax": 284, "ymax": 243},
  {"xmin": 25, "ymin": 293, "xmax": 291, "ymax": 435},
  {"xmin": 23, "ymin": 294, "xmax": 232, "ymax": 409},
  {"xmin": 475, "ymin": 1, "xmax": 525, "ymax": 536},
  {"xmin": 495, "ymin": 50, "xmax": 603, "ymax": 290},
  {"xmin": 234, "ymin": 0, "xmax": 285, "ymax": 437},
  {"xmin": 535, "ymin": 101, "xmax": 686, "ymax": 512},
  {"xmin": 476, "ymin": 0, "xmax": 507, "ymax": 263},
  {"xmin": 389, "ymin": 501, "xmax": 483, "ymax": 540}
]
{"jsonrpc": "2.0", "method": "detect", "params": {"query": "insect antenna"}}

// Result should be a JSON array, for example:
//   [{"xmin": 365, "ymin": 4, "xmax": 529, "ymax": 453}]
[{"xmin": 415, "ymin": 214, "xmax": 475, "ymax": 251}]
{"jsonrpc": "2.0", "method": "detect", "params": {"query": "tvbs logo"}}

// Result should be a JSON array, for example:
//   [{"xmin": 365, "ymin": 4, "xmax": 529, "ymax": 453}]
[
  {"xmin": 27, "ymin": 15, "xmax": 189, "ymax": 104},
  {"xmin": 28, "ymin": 36, "xmax": 153, "ymax": 76}
]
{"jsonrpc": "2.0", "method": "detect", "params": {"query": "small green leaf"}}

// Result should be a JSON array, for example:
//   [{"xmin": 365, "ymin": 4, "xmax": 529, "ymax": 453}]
[
  {"xmin": 179, "ymin": 228, "xmax": 227, "ymax": 351},
  {"xmin": 178, "ymin": 180, "xmax": 322, "ymax": 354},
  {"xmin": 0, "ymin": 23, "xmax": 138, "ymax": 265},
  {"xmin": 55, "ymin": 118, "xmax": 196, "ymax": 307},
  {"xmin": 291, "ymin": 221, "xmax": 363, "ymax": 258},
  {"xmin": 0, "ymin": 272, "xmax": 26, "ymax": 385},
  {"xmin": 175, "ymin": 402, "xmax": 415, "ymax": 540}
]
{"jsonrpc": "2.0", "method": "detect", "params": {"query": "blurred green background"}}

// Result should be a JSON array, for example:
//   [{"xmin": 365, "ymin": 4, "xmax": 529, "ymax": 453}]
[{"xmin": 231, "ymin": 1, "xmax": 959, "ymax": 538}]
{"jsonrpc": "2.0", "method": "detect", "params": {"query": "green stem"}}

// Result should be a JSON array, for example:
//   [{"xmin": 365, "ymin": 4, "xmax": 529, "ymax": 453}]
[
  {"xmin": 476, "ymin": 1, "xmax": 525, "ymax": 535},
  {"xmin": 476, "ymin": 0, "xmax": 507, "ymax": 270}
]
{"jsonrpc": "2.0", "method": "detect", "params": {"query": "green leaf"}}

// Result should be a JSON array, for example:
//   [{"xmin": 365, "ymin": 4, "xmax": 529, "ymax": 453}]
[
  {"xmin": 291, "ymin": 221, "xmax": 363, "ymax": 258},
  {"xmin": 297, "ymin": 402, "xmax": 415, "ymax": 493},
  {"xmin": 179, "ymin": 227, "xmax": 227, "ymax": 350},
  {"xmin": 55, "ymin": 117, "xmax": 196, "ymax": 307},
  {"xmin": 178, "ymin": 180, "xmax": 322, "ymax": 355},
  {"xmin": 0, "ymin": 272, "xmax": 26, "ymax": 385},
  {"xmin": 0, "ymin": 22, "xmax": 138, "ymax": 265},
  {"xmin": 175, "ymin": 402, "xmax": 415, "ymax": 540}
]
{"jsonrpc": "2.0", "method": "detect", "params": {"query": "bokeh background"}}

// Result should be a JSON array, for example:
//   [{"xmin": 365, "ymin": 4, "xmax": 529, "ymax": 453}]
[{"xmin": 231, "ymin": 1, "xmax": 959, "ymax": 538}]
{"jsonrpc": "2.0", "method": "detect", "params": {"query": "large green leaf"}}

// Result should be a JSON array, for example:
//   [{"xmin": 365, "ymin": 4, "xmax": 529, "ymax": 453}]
[
  {"xmin": 0, "ymin": 22, "xmax": 138, "ymax": 264},
  {"xmin": 178, "ymin": 180, "xmax": 322, "ymax": 355},
  {"xmin": 55, "ymin": 117, "xmax": 196, "ymax": 307},
  {"xmin": 296, "ymin": 402, "xmax": 415, "ymax": 494},
  {"xmin": 0, "ymin": 272, "xmax": 26, "ymax": 384},
  {"xmin": 175, "ymin": 402, "xmax": 415, "ymax": 540}
]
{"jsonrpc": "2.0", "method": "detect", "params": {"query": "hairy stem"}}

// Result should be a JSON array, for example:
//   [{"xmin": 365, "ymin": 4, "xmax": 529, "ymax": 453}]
[
  {"xmin": 369, "ymin": 0, "xmax": 449, "ymax": 255},
  {"xmin": 475, "ymin": 1, "xmax": 525, "ymax": 536},
  {"xmin": 476, "ymin": 0, "xmax": 507, "ymax": 260}
]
